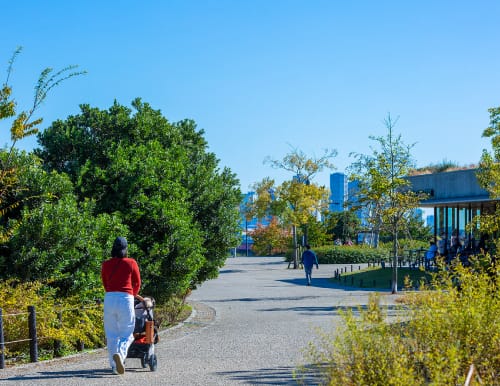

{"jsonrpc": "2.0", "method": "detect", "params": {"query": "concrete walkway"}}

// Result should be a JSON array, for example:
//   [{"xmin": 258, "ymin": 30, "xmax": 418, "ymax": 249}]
[{"xmin": 0, "ymin": 257, "xmax": 399, "ymax": 385}]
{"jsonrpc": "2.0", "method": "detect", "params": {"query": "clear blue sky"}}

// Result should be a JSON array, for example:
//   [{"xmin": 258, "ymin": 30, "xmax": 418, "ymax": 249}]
[{"xmin": 2, "ymin": 0, "xmax": 499, "ymax": 191}]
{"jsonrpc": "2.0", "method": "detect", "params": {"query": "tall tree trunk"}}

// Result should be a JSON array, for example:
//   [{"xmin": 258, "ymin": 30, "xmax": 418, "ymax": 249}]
[
  {"xmin": 391, "ymin": 223, "xmax": 398, "ymax": 294},
  {"xmin": 292, "ymin": 224, "xmax": 298, "ymax": 269}
]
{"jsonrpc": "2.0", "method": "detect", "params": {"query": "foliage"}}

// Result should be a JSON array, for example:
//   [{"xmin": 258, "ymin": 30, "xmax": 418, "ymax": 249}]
[
  {"xmin": 301, "ymin": 215, "xmax": 331, "ymax": 247},
  {"xmin": 300, "ymin": 256, "xmax": 500, "ymax": 385},
  {"xmin": 0, "ymin": 150, "xmax": 127, "ymax": 301},
  {"xmin": 35, "ymin": 99, "xmax": 241, "ymax": 302},
  {"xmin": 0, "ymin": 48, "xmax": 84, "ymax": 244},
  {"xmin": 477, "ymin": 105, "xmax": 500, "ymax": 253},
  {"xmin": 249, "ymin": 216, "xmax": 290, "ymax": 256},
  {"xmin": 1, "ymin": 47, "xmax": 85, "ymax": 150},
  {"xmin": 264, "ymin": 147, "xmax": 337, "ymax": 180},
  {"xmin": 348, "ymin": 114, "xmax": 425, "ymax": 292},
  {"xmin": 299, "ymin": 245, "xmax": 389, "ymax": 264},
  {"xmin": 378, "ymin": 239, "xmax": 428, "ymax": 254},
  {"xmin": 324, "ymin": 210, "xmax": 361, "ymax": 244},
  {"xmin": 153, "ymin": 290, "xmax": 192, "ymax": 328},
  {"xmin": 402, "ymin": 212, "xmax": 433, "ymax": 242},
  {"xmin": 251, "ymin": 147, "xmax": 336, "ymax": 267},
  {"xmin": 408, "ymin": 159, "xmax": 474, "ymax": 175},
  {"xmin": 0, "ymin": 279, "xmax": 104, "ymax": 361},
  {"xmin": 6, "ymin": 197, "xmax": 128, "ymax": 300}
]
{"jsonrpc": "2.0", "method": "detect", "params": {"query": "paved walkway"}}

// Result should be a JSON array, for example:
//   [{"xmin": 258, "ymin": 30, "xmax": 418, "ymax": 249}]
[{"xmin": 0, "ymin": 257, "xmax": 399, "ymax": 385}]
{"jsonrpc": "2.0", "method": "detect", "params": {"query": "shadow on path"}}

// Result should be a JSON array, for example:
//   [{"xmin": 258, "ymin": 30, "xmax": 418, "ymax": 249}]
[
  {"xmin": 203, "ymin": 295, "xmax": 320, "ymax": 303},
  {"xmin": 3, "ymin": 368, "xmax": 110, "ymax": 382},
  {"xmin": 217, "ymin": 364, "xmax": 324, "ymax": 385},
  {"xmin": 2, "ymin": 366, "xmax": 153, "ymax": 383},
  {"xmin": 258, "ymin": 304, "xmax": 404, "ymax": 317},
  {"xmin": 278, "ymin": 277, "xmax": 392, "ymax": 292}
]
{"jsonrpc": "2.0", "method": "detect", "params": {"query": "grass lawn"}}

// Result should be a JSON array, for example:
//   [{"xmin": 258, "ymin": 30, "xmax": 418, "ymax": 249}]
[{"xmin": 331, "ymin": 266, "xmax": 433, "ymax": 290}]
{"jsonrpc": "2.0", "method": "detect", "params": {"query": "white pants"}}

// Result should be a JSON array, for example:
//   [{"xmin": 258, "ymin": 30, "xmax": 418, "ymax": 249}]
[{"xmin": 103, "ymin": 292, "xmax": 135, "ymax": 368}]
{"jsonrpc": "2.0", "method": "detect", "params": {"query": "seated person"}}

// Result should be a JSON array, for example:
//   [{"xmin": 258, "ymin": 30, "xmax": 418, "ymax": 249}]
[
  {"xmin": 437, "ymin": 235, "xmax": 446, "ymax": 256},
  {"xmin": 450, "ymin": 237, "xmax": 462, "ymax": 257},
  {"xmin": 425, "ymin": 240, "xmax": 437, "ymax": 270}
]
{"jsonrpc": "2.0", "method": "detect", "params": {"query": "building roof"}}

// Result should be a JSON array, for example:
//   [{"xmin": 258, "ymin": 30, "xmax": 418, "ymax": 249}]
[{"xmin": 407, "ymin": 168, "xmax": 496, "ymax": 208}]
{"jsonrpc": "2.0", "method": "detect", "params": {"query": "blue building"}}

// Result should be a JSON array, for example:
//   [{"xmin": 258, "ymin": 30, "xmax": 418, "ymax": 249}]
[
  {"xmin": 329, "ymin": 172, "xmax": 347, "ymax": 212},
  {"xmin": 426, "ymin": 214, "xmax": 435, "ymax": 233}
]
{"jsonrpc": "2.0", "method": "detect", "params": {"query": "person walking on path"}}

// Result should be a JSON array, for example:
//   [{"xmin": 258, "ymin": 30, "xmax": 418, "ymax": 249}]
[
  {"xmin": 101, "ymin": 236, "xmax": 143, "ymax": 375},
  {"xmin": 301, "ymin": 244, "xmax": 319, "ymax": 286}
]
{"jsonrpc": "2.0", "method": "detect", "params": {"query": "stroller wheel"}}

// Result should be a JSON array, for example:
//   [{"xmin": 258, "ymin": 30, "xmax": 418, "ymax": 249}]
[
  {"xmin": 149, "ymin": 354, "xmax": 158, "ymax": 371},
  {"xmin": 141, "ymin": 355, "xmax": 148, "ymax": 368}
]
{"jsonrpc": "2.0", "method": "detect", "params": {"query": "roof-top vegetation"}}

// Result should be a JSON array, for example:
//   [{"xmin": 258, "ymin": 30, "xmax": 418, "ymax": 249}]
[{"xmin": 408, "ymin": 159, "xmax": 477, "ymax": 176}]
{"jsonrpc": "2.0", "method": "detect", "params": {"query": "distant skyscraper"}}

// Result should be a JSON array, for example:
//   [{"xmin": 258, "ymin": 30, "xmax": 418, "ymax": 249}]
[
  {"xmin": 426, "ymin": 214, "xmax": 435, "ymax": 233},
  {"xmin": 413, "ymin": 208, "xmax": 424, "ymax": 222},
  {"xmin": 347, "ymin": 179, "xmax": 359, "ymax": 210},
  {"xmin": 347, "ymin": 179, "xmax": 369, "ymax": 226},
  {"xmin": 329, "ymin": 172, "xmax": 347, "ymax": 212}
]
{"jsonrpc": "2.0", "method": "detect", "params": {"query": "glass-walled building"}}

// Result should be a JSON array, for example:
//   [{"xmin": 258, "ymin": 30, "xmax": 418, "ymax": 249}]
[
  {"xmin": 407, "ymin": 169, "xmax": 496, "ymax": 252},
  {"xmin": 329, "ymin": 172, "xmax": 347, "ymax": 212}
]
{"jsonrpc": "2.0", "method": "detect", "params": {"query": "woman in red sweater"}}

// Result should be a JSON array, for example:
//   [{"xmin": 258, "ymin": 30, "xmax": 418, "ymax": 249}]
[{"xmin": 101, "ymin": 236, "xmax": 142, "ymax": 375}]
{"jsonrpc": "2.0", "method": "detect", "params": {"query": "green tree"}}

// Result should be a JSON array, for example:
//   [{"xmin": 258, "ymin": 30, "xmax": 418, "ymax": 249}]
[
  {"xmin": 0, "ymin": 150, "xmax": 126, "ymax": 300},
  {"xmin": 302, "ymin": 214, "xmax": 331, "ymax": 247},
  {"xmin": 36, "ymin": 99, "xmax": 241, "ymax": 301},
  {"xmin": 348, "ymin": 115, "xmax": 423, "ymax": 293},
  {"xmin": 251, "ymin": 148, "xmax": 336, "ymax": 268},
  {"xmin": 477, "ymin": 105, "xmax": 500, "ymax": 253},
  {"xmin": 324, "ymin": 210, "xmax": 361, "ymax": 244},
  {"xmin": 405, "ymin": 211, "xmax": 432, "ymax": 242},
  {"xmin": 0, "ymin": 47, "xmax": 85, "ymax": 243},
  {"xmin": 249, "ymin": 216, "xmax": 289, "ymax": 256}
]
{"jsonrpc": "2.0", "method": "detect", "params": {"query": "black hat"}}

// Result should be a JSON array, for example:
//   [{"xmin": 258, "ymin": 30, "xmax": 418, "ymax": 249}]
[{"xmin": 112, "ymin": 236, "xmax": 128, "ymax": 258}]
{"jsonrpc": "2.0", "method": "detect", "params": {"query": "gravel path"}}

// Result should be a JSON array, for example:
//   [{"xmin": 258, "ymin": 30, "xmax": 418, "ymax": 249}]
[{"xmin": 0, "ymin": 257, "xmax": 399, "ymax": 385}]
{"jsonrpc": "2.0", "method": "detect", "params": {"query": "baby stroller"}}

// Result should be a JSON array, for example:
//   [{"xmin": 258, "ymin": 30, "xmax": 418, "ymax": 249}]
[{"xmin": 127, "ymin": 297, "xmax": 159, "ymax": 371}]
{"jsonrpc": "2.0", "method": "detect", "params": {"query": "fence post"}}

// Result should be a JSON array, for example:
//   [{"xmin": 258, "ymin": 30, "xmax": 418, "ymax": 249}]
[
  {"xmin": 0, "ymin": 308, "xmax": 5, "ymax": 369},
  {"xmin": 77, "ymin": 307, "xmax": 85, "ymax": 352},
  {"xmin": 28, "ymin": 305, "xmax": 38, "ymax": 363},
  {"xmin": 54, "ymin": 311, "xmax": 63, "ymax": 357}
]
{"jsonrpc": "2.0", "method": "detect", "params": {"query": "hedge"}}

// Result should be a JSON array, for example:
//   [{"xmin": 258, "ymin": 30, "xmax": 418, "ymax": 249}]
[{"xmin": 286, "ymin": 245, "xmax": 390, "ymax": 264}]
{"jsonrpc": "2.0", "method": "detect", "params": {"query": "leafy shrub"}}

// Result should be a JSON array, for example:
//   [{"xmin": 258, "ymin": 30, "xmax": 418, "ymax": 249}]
[
  {"xmin": 153, "ymin": 290, "xmax": 192, "ymax": 327},
  {"xmin": 6, "ymin": 196, "xmax": 127, "ymax": 301},
  {"xmin": 300, "ymin": 255, "xmax": 500, "ymax": 385},
  {"xmin": 0, "ymin": 279, "xmax": 104, "ymax": 362},
  {"xmin": 314, "ymin": 245, "xmax": 389, "ymax": 264},
  {"xmin": 249, "ymin": 217, "xmax": 290, "ymax": 256},
  {"xmin": 285, "ymin": 245, "xmax": 389, "ymax": 264},
  {"xmin": 379, "ymin": 239, "xmax": 428, "ymax": 253}
]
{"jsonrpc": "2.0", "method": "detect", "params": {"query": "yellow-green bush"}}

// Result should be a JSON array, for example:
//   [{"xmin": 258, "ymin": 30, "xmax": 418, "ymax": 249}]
[
  {"xmin": 0, "ymin": 280, "xmax": 104, "ymax": 362},
  {"xmin": 300, "ymin": 256, "xmax": 500, "ymax": 385},
  {"xmin": 153, "ymin": 290, "xmax": 192, "ymax": 327}
]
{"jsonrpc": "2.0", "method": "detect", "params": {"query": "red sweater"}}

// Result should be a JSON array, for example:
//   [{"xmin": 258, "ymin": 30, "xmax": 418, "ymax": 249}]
[{"xmin": 101, "ymin": 257, "xmax": 141, "ymax": 296}]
